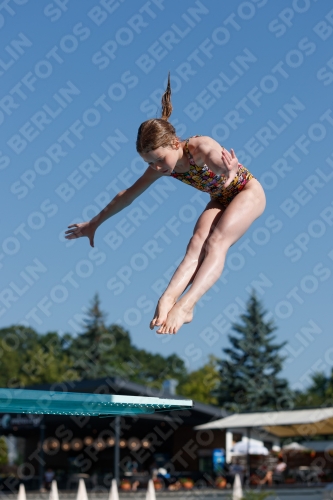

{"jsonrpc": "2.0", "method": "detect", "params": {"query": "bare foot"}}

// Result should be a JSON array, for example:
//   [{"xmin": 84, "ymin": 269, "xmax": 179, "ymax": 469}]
[
  {"xmin": 150, "ymin": 295, "xmax": 176, "ymax": 330},
  {"xmin": 156, "ymin": 303, "xmax": 193, "ymax": 334}
]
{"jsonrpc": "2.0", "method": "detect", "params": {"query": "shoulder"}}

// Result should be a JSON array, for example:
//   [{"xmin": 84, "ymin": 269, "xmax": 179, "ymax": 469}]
[{"xmin": 187, "ymin": 136, "xmax": 224, "ymax": 165}]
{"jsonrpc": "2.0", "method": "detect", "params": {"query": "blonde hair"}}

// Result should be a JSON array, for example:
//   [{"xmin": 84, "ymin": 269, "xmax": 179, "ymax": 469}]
[{"xmin": 136, "ymin": 73, "xmax": 177, "ymax": 154}]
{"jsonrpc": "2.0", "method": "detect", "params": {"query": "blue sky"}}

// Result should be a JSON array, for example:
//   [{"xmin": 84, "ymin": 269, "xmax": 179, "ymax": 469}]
[{"xmin": 1, "ymin": 0, "xmax": 333, "ymax": 389}]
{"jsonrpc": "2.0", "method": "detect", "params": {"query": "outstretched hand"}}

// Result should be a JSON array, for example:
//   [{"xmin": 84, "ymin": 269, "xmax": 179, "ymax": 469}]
[
  {"xmin": 65, "ymin": 221, "xmax": 96, "ymax": 247},
  {"xmin": 221, "ymin": 148, "xmax": 239, "ymax": 188}
]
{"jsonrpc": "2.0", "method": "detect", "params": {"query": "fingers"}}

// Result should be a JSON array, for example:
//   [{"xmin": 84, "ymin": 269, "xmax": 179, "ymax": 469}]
[
  {"xmin": 65, "ymin": 228, "xmax": 80, "ymax": 235},
  {"xmin": 65, "ymin": 233, "xmax": 81, "ymax": 240},
  {"xmin": 222, "ymin": 150, "xmax": 231, "ymax": 166},
  {"xmin": 222, "ymin": 148, "xmax": 232, "ymax": 159},
  {"xmin": 221, "ymin": 148, "xmax": 236, "ymax": 162},
  {"xmin": 65, "ymin": 224, "xmax": 79, "ymax": 236},
  {"xmin": 65, "ymin": 224, "xmax": 83, "ymax": 240},
  {"xmin": 65, "ymin": 231, "xmax": 78, "ymax": 238}
]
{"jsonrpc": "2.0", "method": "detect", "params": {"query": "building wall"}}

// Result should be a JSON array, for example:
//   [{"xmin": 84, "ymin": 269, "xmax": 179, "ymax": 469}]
[{"xmin": 172, "ymin": 426, "xmax": 226, "ymax": 472}]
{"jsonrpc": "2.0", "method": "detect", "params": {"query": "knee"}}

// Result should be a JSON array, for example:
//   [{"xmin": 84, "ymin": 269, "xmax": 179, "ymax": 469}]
[
  {"xmin": 187, "ymin": 232, "xmax": 206, "ymax": 254},
  {"xmin": 205, "ymin": 233, "xmax": 228, "ymax": 254}
]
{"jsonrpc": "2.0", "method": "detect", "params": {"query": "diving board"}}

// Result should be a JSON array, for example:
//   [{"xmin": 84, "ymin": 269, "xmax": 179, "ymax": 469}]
[{"xmin": 0, "ymin": 388, "xmax": 193, "ymax": 417}]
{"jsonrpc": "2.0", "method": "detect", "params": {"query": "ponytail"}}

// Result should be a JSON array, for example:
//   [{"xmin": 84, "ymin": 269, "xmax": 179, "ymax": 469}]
[
  {"xmin": 161, "ymin": 72, "xmax": 172, "ymax": 121},
  {"xmin": 136, "ymin": 72, "xmax": 176, "ymax": 154}
]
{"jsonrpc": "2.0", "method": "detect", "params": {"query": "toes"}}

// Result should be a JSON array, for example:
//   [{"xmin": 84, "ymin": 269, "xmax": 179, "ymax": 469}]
[
  {"xmin": 155, "ymin": 318, "xmax": 180, "ymax": 334},
  {"xmin": 157, "ymin": 322, "xmax": 171, "ymax": 335},
  {"xmin": 156, "ymin": 324, "xmax": 164, "ymax": 334},
  {"xmin": 150, "ymin": 315, "xmax": 166, "ymax": 330}
]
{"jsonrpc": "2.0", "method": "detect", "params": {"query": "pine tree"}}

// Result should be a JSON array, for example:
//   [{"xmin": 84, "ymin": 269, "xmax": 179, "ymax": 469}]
[
  {"xmin": 67, "ymin": 294, "xmax": 188, "ymax": 385},
  {"xmin": 68, "ymin": 293, "xmax": 122, "ymax": 379},
  {"xmin": 215, "ymin": 292, "xmax": 289, "ymax": 412}
]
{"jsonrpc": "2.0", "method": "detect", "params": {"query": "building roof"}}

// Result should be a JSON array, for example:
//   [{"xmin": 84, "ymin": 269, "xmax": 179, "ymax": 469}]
[{"xmin": 195, "ymin": 407, "xmax": 333, "ymax": 437}]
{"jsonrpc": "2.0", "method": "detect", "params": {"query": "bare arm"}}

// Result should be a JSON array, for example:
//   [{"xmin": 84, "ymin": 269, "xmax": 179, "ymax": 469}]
[
  {"xmin": 65, "ymin": 166, "xmax": 161, "ymax": 246},
  {"xmin": 92, "ymin": 167, "xmax": 161, "ymax": 227}
]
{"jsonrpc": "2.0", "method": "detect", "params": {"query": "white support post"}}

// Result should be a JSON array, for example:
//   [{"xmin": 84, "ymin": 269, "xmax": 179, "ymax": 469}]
[{"xmin": 225, "ymin": 429, "xmax": 233, "ymax": 463}]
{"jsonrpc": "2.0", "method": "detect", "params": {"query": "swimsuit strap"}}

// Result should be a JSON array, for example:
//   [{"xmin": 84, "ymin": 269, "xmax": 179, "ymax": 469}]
[
  {"xmin": 184, "ymin": 139, "xmax": 193, "ymax": 161},
  {"xmin": 184, "ymin": 135, "xmax": 202, "ymax": 164}
]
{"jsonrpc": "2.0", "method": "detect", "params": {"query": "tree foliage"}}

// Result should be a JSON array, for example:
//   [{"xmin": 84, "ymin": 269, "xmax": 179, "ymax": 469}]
[
  {"xmin": 65, "ymin": 294, "xmax": 187, "ymax": 387},
  {"xmin": 0, "ymin": 294, "xmax": 187, "ymax": 391},
  {"xmin": 241, "ymin": 491, "xmax": 272, "ymax": 500},
  {"xmin": 215, "ymin": 292, "xmax": 290, "ymax": 412},
  {"xmin": 293, "ymin": 370, "xmax": 333, "ymax": 408},
  {"xmin": 0, "ymin": 326, "xmax": 78, "ymax": 387},
  {"xmin": 177, "ymin": 355, "xmax": 220, "ymax": 405}
]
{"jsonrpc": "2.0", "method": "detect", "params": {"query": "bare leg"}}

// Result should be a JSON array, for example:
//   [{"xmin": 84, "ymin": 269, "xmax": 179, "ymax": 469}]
[
  {"xmin": 158, "ymin": 179, "xmax": 266, "ymax": 334},
  {"xmin": 150, "ymin": 201, "xmax": 224, "ymax": 330}
]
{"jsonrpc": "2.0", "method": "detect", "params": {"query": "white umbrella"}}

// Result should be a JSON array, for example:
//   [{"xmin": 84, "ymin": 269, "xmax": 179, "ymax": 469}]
[
  {"xmin": 232, "ymin": 474, "xmax": 243, "ymax": 500},
  {"xmin": 282, "ymin": 442, "xmax": 308, "ymax": 450},
  {"xmin": 231, "ymin": 440, "xmax": 269, "ymax": 455}
]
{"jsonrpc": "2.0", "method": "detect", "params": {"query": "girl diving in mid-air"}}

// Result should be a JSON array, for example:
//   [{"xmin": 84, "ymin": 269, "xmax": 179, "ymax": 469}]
[{"xmin": 65, "ymin": 74, "xmax": 266, "ymax": 334}]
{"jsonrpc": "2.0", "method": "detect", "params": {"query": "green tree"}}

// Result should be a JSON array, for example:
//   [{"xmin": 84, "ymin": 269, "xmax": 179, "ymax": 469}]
[
  {"xmin": 0, "ymin": 326, "xmax": 40, "ymax": 386},
  {"xmin": 21, "ymin": 331, "xmax": 79, "ymax": 385},
  {"xmin": 0, "ymin": 295, "xmax": 188, "ymax": 390},
  {"xmin": 67, "ymin": 294, "xmax": 188, "ymax": 387},
  {"xmin": 215, "ymin": 292, "xmax": 289, "ymax": 412},
  {"xmin": 0, "ymin": 326, "xmax": 78, "ymax": 387},
  {"xmin": 124, "ymin": 349, "xmax": 187, "ymax": 389},
  {"xmin": 177, "ymin": 356, "xmax": 220, "ymax": 404},
  {"xmin": 293, "ymin": 370, "xmax": 333, "ymax": 408},
  {"xmin": 67, "ymin": 293, "xmax": 115, "ymax": 379}
]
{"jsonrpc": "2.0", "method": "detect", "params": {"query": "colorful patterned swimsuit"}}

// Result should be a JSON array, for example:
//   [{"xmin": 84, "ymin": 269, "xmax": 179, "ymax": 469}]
[{"xmin": 171, "ymin": 136, "xmax": 254, "ymax": 208}]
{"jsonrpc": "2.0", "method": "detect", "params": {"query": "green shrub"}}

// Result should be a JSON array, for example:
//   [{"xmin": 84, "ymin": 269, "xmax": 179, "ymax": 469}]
[
  {"xmin": 0, "ymin": 437, "xmax": 8, "ymax": 466},
  {"xmin": 241, "ymin": 491, "xmax": 273, "ymax": 500}
]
